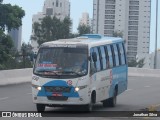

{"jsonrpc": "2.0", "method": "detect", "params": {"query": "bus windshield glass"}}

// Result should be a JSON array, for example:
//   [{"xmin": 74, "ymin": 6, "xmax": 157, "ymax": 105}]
[{"xmin": 34, "ymin": 47, "xmax": 88, "ymax": 78}]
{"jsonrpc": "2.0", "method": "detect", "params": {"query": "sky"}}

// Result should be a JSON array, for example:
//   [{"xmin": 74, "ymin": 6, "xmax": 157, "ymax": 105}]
[{"xmin": 3, "ymin": 0, "xmax": 160, "ymax": 53}]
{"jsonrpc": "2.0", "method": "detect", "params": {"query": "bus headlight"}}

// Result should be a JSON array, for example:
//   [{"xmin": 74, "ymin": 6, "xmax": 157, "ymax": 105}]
[
  {"xmin": 32, "ymin": 84, "xmax": 42, "ymax": 91},
  {"xmin": 75, "ymin": 85, "xmax": 87, "ymax": 92},
  {"xmin": 37, "ymin": 86, "xmax": 42, "ymax": 91},
  {"xmin": 75, "ymin": 87, "xmax": 79, "ymax": 92}
]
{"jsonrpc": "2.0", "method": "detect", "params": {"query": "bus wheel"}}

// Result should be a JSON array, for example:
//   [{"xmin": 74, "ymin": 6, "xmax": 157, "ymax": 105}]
[
  {"xmin": 102, "ymin": 99, "xmax": 109, "ymax": 107},
  {"xmin": 109, "ymin": 89, "xmax": 117, "ymax": 107},
  {"xmin": 103, "ymin": 90, "xmax": 117, "ymax": 107},
  {"xmin": 36, "ymin": 104, "xmax": 45, "ymax": 112},
  {"xmin": 85, "ymin": 99, "xmax": 93, "ymax": 112}
]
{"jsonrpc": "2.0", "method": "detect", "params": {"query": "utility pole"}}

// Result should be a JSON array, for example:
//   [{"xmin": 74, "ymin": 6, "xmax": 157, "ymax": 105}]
[{"xmin": 154, "ymin": 0, "xmax": 158, "ymax": 69}]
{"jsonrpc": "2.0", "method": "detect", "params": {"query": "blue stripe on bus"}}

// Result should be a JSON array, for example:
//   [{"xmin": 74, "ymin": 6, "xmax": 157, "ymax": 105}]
[{"xmin": 37, "ymin": 80, "xmax": 79, "ymax": 98}]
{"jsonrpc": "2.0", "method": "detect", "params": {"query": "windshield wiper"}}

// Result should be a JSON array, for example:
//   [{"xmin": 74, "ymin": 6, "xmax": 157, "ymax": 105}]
[
  {"xmin": 36, "ymin": 70, "xmax": 60, "ymax": 76},
  {"xmin": 61, "ymin": 71, "xmax": 82, "ymax": 76}
]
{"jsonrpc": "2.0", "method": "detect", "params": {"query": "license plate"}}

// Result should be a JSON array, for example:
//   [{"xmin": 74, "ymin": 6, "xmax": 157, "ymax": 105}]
[{"xmin": 52, "ymin": 93, "xmax": 62, "ymax": 97}]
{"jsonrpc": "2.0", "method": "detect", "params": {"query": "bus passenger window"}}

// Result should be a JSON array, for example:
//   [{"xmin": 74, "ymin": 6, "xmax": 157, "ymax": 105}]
[
  {"xmin": 119, "ymin": 43, "xmax": 126, "ymax": 65},
  {"xmin": 93, "ymin": 47, "xmax": 101, "ymax": 72},
  {"xmin": 122, "ymin": 43, "xmax": 127, "ymax": 64},
  {"xmin": 99, "ymin": 46, "xmax": 107, "ymax": 70},
  {"xmin": 104, "ymin": 46, "xmax": 109, "ymax": 69},
  {"xmin": 106, "ymin": 45, "xmax": 113, "ymax": 68},
  {"xmin": 110, "ymin": 45, "xmax": 116, "ymax": 67},
  {"xmin": 117, "ymin": 44, "xmax": 122, "ymax": 65},
  {"xmin": 98, "ymin": 47, "xmax": 103, "ymax": 70},
  {"xmin": 90, "ymin": 48, "xmax": 96, "ymax": 74},
  {"xmin": 113, "ymin": 44, "xmax": 119, "ymax": 66}
]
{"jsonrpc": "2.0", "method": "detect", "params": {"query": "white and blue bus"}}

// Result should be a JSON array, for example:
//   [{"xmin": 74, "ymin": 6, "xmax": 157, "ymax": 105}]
[{"xmin": 32, "ymin": 34, "xmax": 128, "ymax": 112}]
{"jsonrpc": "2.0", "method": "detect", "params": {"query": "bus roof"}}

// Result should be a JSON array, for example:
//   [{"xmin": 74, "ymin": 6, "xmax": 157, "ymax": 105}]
[{"xmin": 41, "ymin": 34, "xmax": 124, "ymax": 48}]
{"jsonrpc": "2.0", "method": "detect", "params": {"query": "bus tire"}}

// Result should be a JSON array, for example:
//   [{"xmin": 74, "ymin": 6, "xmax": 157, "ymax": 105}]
[
  {"xmin": 109, "ymin": 89, "xmax": 117, "ymax": 107},
  {"xmin": 36, "ymin": 104, "xmax": 45, "ymax": 112},
  {"xmin": 103, "ymin": 89, "xmax": 117, "ymax": 107},
  {"xmin": 102, "ymin": 99, "xmax": 109, "ymax": 107},
  {"xmin": 85, "ymin": 91, "xmax": 96, "ymax": 112},
  {"xmin": 85, "ymin": 100, "xmax": 93, "ymax": 112}
]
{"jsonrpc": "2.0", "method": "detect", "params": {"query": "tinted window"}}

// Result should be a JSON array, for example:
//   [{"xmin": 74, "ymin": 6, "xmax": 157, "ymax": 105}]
[
  {"xmin": 93, "ymin": 47, "xmax": 101, "ymax": 71},
  {"xmin": 104, "ymin": 46, "xmax": 109, "ymax": 69},
  {"xmin": 90, "ymin": 48, "xmax": 94, "ymax": 62},
  {"xmin": 113, "ymin": 44, "xmax": 119, "ymax": 66},
  {"xmin": 116, "ymin": 44, "xmax": 122, "ymax": 65},
  {"xmin": 118, "ymin": 43, "xmax": 125, "ymax": 65},
  {"xmin": 98, "ymin": 47, "xmax": 103, "ymax": 70},
  {"xmin": 110, "ymin": 45, "xmax": 116, "ymax": 67},
  {"xmin": 99, "ymin": 46, "xmax": 107, "ymax": 70},
  {"xmin": 106, "ymin": 45, "xmax": 113, "ymax": 68}
]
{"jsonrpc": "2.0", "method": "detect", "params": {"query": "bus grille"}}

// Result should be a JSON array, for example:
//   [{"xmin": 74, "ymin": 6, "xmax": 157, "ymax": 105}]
[
  {"xmin": 47, "ymin": 96, "xmax": 68, "ymax": 101},
  {"xmin": 44, "ymin": 86, "xmax": 71, "ymax": 93}
]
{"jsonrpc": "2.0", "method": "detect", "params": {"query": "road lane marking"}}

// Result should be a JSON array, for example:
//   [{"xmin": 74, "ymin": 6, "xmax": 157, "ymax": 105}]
[
  {"xmin": 144, "ymin": 86, "xmax": 151, "ymax": 87},
  {"xmin": 27, "ymin": 93, "xmax": 32, "ymax": 95},
  {"xmin": 0, "ymin": 97, "xmax": 9, "ymax": 101}
]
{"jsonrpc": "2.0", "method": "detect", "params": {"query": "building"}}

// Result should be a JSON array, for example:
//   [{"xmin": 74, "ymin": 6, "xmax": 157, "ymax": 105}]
[
  {"xmin": 79, "ymin": 12, "xmax": 91, "ymax": 26},
  {"xmin": 79, "ymin": 12, "xmax": 93, "ymax": 32},
  {"xmin": 8, "ymin": 26, "xmax": 22, "ymax": 51},
  {"xmin": 150, "ymin": 49, "xmax": 160, "ymax": 69},
  {"xmin": 31, "ymin": 0, "xmax": 70, "ymax": 52},
  {"xmin": 79, "ymin": 12, "xmax": 93, "ymax": 33},
  {"xmin": 136, "ymin": 49, "xmax": 160, "ymax": 69},
  {"xmin": 93, "ymin": 0, "xmax": 151, "ymax": 61}
]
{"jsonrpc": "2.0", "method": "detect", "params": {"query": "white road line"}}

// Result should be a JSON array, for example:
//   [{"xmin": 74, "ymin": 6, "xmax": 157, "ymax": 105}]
[
  {"xmin": 126, "ymin": 89, "xmax": 133, "ymax": 91},
  {"xmin": 0, "ymin": 97, "xmax": 9, "ymax": 101},
  {"xmin": 27, "ymin": 93, "xmax": 32, "ymax": 95},
  {"xmin": 145, "ymin": 86, "xmax": 150, "ymax": 87}
]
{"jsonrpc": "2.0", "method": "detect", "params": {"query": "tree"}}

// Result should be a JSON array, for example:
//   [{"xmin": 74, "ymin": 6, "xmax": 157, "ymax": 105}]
[
  {"xmin": 32, "ymin": 16, "xmax": 72, "ymax": 45},
  {"xmin": 113, "ymin": 31, "xmax": 123, "ymax": 38},
  {"xmin": 137, "ymin": 58, "xmax": 145, "ymax": 68},
  {"xmin": 0, "ymin": 1, "xmax": 25, "ymax": 69},
  {"xmin": 0, "ymin": 33, "xmax": 13, "ymax": 64},
  {"xmin": 0, "ymin": 2, "xmax": 25, "ymax": 31},
  {"xmin": 128, "ymin": 59, "xmax": 138, "ymax": 67},
  {"xmin": 69, "ymin": 33, "xmax": 79, "ymax": 38},
  {"xmin": 77, "ymin": 24, "xmax": 91, "ymax": 36},
  {"xmin": 62, "ymin": 17, "xmax": 72, "ymax": 38},
  {"xmin": 128, "ymin": 58, "xmax": 145, "ymax": 68}
]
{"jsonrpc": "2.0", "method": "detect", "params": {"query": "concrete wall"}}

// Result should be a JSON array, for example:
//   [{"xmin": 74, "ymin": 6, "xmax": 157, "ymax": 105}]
[
  {"xmin": 128, "ymin": 67, "xmax": 160, "ymax": 77},
  {"xmin": 0, "ymin": 67, "xmax": 160, "ymax": 86},
  {"xmin": 0, "ymin": 68, "xmax": 32, "ymax": 86}
]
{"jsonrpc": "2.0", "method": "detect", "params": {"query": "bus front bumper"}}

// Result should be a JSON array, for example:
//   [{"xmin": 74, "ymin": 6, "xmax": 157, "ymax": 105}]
[{"xmin": 32, "ymin": 96, "xmax": 89, "ymax": 105}]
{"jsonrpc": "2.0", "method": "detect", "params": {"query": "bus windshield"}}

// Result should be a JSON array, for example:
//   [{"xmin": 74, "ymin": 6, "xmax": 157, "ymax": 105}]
[{"xmin": 34, "ymin": 47, "xmax": 88, "ymax": 78}]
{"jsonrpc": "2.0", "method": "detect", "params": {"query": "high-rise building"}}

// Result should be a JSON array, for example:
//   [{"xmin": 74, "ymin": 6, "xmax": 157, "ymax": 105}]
[
  {"xmin": 93, "ymin": 0, "xmax": 151, "ymax": 61},
  {"xmin": 79, "ymin": 12, "xmax": 91, "ymax": 26},
  {"xmin": 31, "ymin": 0, "xmax": 70, "ymax": 52},
  {"xmin": 8, "ymin": 26, "xmax": 22, "ymax": 51},
  {"xmin": 79, "ymin": 12, "xmax": 93, "ymax": 32}
]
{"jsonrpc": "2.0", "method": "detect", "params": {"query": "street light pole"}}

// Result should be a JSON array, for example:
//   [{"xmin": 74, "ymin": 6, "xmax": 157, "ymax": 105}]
[{"xmin": 154, "ymin": 0, "xmax": 158, "ymax": 69}]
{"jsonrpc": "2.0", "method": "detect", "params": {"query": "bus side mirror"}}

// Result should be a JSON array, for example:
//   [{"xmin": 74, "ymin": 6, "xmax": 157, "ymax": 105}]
[{"xmin": 92, "ymin": 52, "xmax": 97, "ymax": 62}]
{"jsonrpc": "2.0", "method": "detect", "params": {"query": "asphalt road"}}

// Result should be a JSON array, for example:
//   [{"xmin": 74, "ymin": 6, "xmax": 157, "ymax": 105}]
[{"xmin": 0, "ymin": 76, "xmax": 160, "ymax": 119}]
